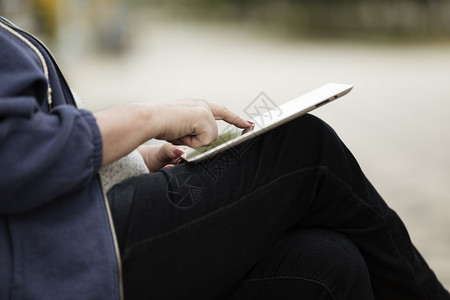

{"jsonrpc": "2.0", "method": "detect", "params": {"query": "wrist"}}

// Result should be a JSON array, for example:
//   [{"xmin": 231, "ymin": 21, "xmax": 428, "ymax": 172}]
[
  {"xmin": 133, "ymin": 102, "xmax": 163, "ymax": 143},
  {"xmin": 142, "ymin": 101, "xmax": 170, "ymax": 141}
]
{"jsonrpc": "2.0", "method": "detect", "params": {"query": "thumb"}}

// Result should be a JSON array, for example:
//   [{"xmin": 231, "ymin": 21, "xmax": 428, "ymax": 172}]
[{"xmin": 155, "ymin": 143, "xmax": 184, "ymax": 163}]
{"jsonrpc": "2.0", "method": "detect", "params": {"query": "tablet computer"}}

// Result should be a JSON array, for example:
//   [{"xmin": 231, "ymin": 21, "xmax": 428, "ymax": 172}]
[{"xmin": 182, "ymin": 83, "xmax": 353, "ymax": 162}]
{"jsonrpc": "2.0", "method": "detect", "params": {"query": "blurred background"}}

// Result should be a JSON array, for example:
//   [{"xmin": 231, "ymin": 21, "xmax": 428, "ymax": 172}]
[{"xmin": 2, "ymin": 0, "xmax": 449, "ymax": 290}]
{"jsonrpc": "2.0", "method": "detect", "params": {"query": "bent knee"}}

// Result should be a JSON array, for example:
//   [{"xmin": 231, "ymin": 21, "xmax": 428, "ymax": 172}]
[
  {"xmin": 238, "ymin": 229, "xmax": 374, "ymax": 299},
  {"xmin": 286, "ymin": 228, "xmax": 368, "ymax": 277},
  {"xmin": 244, "ymin": 228, "xmax": 371, "ymax": 286}
]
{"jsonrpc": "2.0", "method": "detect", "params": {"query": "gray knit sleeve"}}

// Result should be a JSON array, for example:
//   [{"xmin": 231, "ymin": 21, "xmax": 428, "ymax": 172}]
[{"xmin": 100, "ymin": 150, "xmax": 149, "ymax": 192}]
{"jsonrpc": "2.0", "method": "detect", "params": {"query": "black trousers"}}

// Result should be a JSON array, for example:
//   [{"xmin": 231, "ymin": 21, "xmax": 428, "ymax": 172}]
[{"xmin": 108, "ymin": 114, "xmax": 449, "ymax": 300}]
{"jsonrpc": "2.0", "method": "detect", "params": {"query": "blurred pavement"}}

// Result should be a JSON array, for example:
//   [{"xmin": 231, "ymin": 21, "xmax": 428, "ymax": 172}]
[{"xmin": 60, "ymin": 16, "xmax": 450, "ymax": 289}]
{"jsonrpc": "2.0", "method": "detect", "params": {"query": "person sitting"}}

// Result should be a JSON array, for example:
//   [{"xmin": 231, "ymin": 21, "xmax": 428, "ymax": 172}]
[{"xmin": 1, "ymin": 16, "xmax": 449, "ymax": 300}]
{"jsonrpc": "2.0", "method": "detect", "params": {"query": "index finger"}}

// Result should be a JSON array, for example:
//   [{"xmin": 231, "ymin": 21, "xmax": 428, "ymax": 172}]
[{"xmin": 207, "ymin": 102, "xmax": 252, "ymax": 129}]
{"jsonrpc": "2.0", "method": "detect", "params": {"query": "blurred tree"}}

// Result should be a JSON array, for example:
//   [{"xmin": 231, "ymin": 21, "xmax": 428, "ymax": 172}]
[
  {"xmin": 30, "ymin": 0, "xmax": 58, "ymax": 39},
  {"xmin": 149, "ymin": 0, "xmax": 450, "ymax": 41},
  {"xmin": 89, "ymin": 0, "xmax": 129, "ymax": 52}
]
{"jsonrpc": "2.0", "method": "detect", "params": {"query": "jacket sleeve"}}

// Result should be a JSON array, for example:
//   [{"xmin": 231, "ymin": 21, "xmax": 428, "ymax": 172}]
[{"xmin": 0, "ymin": 28, "xmax": 103, "ymax": 214}]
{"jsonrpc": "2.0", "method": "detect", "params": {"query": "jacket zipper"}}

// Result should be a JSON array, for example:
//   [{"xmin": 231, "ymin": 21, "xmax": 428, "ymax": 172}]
[
  {"xmin": 1, "ymin": 17, "xmax": 77, "ymax": 111},
  {"xmin": 0, "ymin": 18, "xmax": 53, "ymax": 111},
  {"xmin": 0, "ymin": 18, "xmax": 125, "ymax": 300},
  {"xmin": 99, "ymin": 175, "xmax": 125, "ymax": 300}
]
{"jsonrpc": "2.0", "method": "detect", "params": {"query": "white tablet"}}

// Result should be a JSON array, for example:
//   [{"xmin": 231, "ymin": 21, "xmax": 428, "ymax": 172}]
[{"xmin": 182, "ymin": 83, "xmax": 353, "ymax": 162}]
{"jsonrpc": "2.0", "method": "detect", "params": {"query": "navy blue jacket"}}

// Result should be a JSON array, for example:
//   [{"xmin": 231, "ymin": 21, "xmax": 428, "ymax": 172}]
[{"xmin": 0, "ymin": 18, "xmax": 122, "ymax": 299}]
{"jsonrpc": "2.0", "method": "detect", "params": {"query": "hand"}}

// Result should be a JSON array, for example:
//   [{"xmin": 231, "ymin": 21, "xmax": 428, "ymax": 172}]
[
  {"xmin": 137, "ymin": 143, "xmax": 185, "ymax": 173},
  {"xmin": 95, "ymin": 98, "xmax": 252, "ymax": 166},
  {"xmin": 152, "ymin": 98, "xmax": 252, "ymax": 148}
]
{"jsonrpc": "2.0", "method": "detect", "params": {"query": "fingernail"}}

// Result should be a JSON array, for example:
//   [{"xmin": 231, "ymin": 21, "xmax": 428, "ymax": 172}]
[
  {"xmin": 247, "ymin": 121, "xmax": 255, "ymax": 126},
  {"xmin": 173, "ymin": 148, "xmax": 184, "ymax": 156}
]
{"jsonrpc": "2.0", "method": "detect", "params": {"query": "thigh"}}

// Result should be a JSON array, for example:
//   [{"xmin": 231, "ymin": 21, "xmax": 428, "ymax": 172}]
[
  {"xmin": 224, "ymin": 228, "xmax": 374, "ymax": 300},
  {"xmin": 110, "ymin": 115, "xmax": 334, "ymax": 299},
  {"xmin": 112, "ymin": 114, "xmax": 330, "ymax": 253},
  {"xmin": 112, "ymin": 166, "xmax": 320, "ymax": 300}
]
